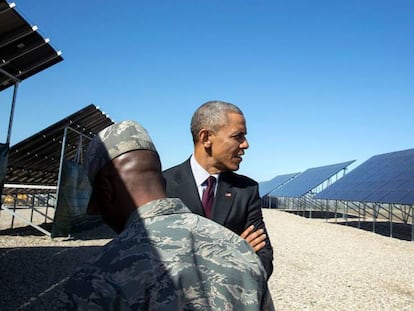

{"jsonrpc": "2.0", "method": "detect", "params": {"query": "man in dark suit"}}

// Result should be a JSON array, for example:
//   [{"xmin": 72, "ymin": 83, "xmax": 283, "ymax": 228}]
[{"xmin": 163, "ymin": 100, "xmax": 274, "ymax": 279}]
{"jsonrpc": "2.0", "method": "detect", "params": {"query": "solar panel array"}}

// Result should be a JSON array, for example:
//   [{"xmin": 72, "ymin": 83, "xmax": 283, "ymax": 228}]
[
  {"xmin": 269, "ymin": 160, "xmax": 355, "ymax": 198},
  {"xmin": 259, "ymin": 173, "xmax": 300, "ymax": 197},
  {"xmin": 314, "ymin": 149, "xmax": 414, "ymax": 205}
]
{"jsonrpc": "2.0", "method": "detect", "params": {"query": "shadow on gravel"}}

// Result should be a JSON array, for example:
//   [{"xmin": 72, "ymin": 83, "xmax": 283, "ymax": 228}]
[
  {"xmin": 0, "ymin": 222, "xmax": 53, "ymax": 236},
  {"xmin": 283, "ymin": 210, "xmax": 359, "ymax": 219},
  {"xmin": 283, "ymin": 210, "xmax": 413, "ymax": 242},
  {"xmin": 336, "ymin": 221, "xmax": 413, "ymax": 242},
  {"xmin": 0, "ymin": 222, "xmax": 115, "ymax": 240},
  {"xmin": 0, "ymin": 245, "xmax": 103, "ymax": 311}
]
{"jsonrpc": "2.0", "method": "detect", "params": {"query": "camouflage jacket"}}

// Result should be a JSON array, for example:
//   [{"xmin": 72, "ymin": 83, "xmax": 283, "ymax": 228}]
[{"xmin": 59, "ymin": 198, "xmax": 274, "ymax": 310}]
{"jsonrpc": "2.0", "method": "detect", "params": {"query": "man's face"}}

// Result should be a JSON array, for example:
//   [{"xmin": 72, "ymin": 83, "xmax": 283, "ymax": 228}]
[{"xmin": 210, "ymin": 112, "xmax": 249, "ymax": 172}]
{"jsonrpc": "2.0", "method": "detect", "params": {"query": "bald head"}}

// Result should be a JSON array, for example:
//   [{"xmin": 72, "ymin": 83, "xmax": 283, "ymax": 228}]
[
  {"xmin": 89, "ymin": 149, "xmax": 166, "ymax": 233},
  {"xmin": 85, "ymin": 120, "xmax": 165, "ymax": 233}
]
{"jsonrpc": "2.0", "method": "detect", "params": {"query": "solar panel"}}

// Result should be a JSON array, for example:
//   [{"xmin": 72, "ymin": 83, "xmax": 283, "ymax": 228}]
[
  {"xmin": 314, "ymin": 148, "xmax": 414, "ymax": 205},
  {"xmin": 269, "ymin": 160, "xmax": 355, "ymax": 198},
  {"xmin": 5, "ymin": 104, "xmax": 113, "ymax": 187},
  {"xmin": 258, "ymin": 173, "xmax": 300, "ymax": 197},
  {"xmin": 0, "ymin": 0, "xmax": 63, "ymax": 91}
]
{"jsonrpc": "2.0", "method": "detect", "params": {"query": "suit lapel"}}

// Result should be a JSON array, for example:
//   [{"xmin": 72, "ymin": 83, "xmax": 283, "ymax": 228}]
[
  {"xmin": 212, "ymin": 175, "xmax": 234, "ymax": 225},
  {"xmin": 176, "ymin": 160, "xmax": 205, "ymax": 216}
]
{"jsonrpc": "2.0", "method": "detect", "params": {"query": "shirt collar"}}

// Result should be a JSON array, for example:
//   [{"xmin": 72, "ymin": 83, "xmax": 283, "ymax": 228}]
[{"xmin": 190, "ymin": 154, "xmax": 219, "ymax": 186}]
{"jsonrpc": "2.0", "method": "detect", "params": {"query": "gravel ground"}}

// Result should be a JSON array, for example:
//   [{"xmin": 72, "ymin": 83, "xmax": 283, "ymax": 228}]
[
  {"xmin": 264, "ymin": 209, "xmax": 414, "ymax": 311},
  {"xmin": 0, "ymin": 209, "xmax": 413, "ymax": 310}
]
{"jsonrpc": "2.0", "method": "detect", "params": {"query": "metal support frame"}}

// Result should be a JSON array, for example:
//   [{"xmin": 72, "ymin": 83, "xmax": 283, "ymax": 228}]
[
  {"xmin": 1, "ymin": 205, "xmax": 51, "ymax": 236},
  {"xmin": 54, "ymin": 127, "xmax": 69, "ymax": 212},
  {"xmin": 412, "ymin": 207, "xmax": 414, "ymax": 242},
  {"xmin": 54, "ymin": 126, "xmax": 91, "ymax": 212},
  {"xmin": 1, "ymin": 125, "xmax": 91, "ymax": 236},
  {"xmin": 0, "ymin": 77, "xmax": 19, "ymax": 198},
  {"xmin": 2, "ymin": 184, "xmax": 56, "ymax": 232}
]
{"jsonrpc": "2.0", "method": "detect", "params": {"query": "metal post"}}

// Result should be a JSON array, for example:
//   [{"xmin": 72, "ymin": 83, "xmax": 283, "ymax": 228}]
[
  {"xmin": 389, "ymin": 203, "xmax": 393, "ymax": 238},
  {"xmin": 363, "ymin": 202, "xmax": 366, "ymax": 221},
  {"xmin": 45, "ymin": 192, "xmax": 50, "ymax": 222},
  {"xmin": 30, "ymin": 193, "xmax": 35, "ymax": 222},
  {"xmin": 6, "ymin": 82, "xmax": 19, "ymax": 145},
  {"xmin": 54, "ymin": 127, "xmax": 68, "ymax": 217},
  {"xmin": 411, "ymin": 206, "xmax": 413, "ymax": 242},
  {"xmin": 11, "ymin": 191, "xmax": 17, "ymax": 228},
  {"xmin": 308, "ymin": 196, "xmax": 312, "ymax": 219},
  {"xmin": 345, "ymin": 201, "xmax": 348, "ymax": 226}
]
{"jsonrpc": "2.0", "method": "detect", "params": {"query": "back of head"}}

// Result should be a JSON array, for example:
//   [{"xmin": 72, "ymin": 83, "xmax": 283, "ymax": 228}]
[
  {"xmin": 85, "ymin": 120, "xmax": 164, "ymax": 231},
  {"xmin": 85, "ymin": 120, "xmax": 158, "ymax": 185},
  {"xmin": 190, "ymin": 100, "xmax": 243, "ymax": 143}
]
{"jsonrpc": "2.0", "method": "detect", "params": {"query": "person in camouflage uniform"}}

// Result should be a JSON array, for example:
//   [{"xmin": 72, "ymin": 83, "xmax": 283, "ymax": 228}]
[{"xmin": 59, "ymin": 120, "xmax": 274, "ymax": 310}]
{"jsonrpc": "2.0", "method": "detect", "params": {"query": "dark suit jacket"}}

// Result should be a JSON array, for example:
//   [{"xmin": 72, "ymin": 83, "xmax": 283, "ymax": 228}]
[{"xmin": 163, "ymin": 158, "xmax": 274, "ymax": 278}]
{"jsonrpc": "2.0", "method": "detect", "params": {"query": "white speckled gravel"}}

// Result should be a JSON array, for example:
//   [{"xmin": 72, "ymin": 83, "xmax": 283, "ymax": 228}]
[
  {"xmin": 0, "ymin": 209, "xmax": 413, "ymax": 310},
  {"xmin": 264, "ymin": 209, "xmax": 414, "ymax": 311}
]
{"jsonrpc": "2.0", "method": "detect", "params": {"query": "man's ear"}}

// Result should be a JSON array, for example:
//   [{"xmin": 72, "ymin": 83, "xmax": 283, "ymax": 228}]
[
  {"xmin": 99, "ymin": 176, "xmax": 114, "ymax": 202},
  {"xmin": 199, "ymin": 129, "xmax": 212, "ymax": 148},
  {"xmin": 87, "ymin": 187, "xmax": 100, "ymax": 215},
  {"xmin": 87, "ymin": 176, "xmax": 114, "ymax": 216}
]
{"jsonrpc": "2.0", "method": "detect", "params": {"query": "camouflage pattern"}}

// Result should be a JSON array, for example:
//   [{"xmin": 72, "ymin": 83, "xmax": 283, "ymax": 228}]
[
  {"xmin": 59, "ymin": 198, "xmax": 275, "ymax": 310},
  {"xmin": 85, "ymin": 120, "xmax": 157, "ymax": 183}
]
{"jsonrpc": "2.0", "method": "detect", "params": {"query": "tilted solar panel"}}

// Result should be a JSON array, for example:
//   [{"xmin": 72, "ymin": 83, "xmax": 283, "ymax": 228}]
[
  {"xmin": 258, "ymin": 172, "xmax": 300, "ymax": 197},
  {"xmin": 5, "ymin": 104, "xmax": 114, "ymax": 187},
  {"xmin": 0, "ymin": 0, "xmax": 63, "ymax": 91},
  {"xmin": 270, "ymin": 160, "xmax": 355, "ymax": 198},
  {"xmin": 314, "ymin": 148, "xmax": 414, "ymax": 204}
]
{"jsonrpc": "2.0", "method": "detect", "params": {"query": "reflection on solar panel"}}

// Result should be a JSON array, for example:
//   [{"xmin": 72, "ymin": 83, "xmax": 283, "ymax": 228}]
[
  {"xmin": 270, "ymin": 160, "xmax": 355, "ymax": 198},
  {"xmin": 259, "ymin": 173, "xmax": 300, "ymax": 197},
  {"xmin": 314, "ymin": 149, "xmax": 414, "ymax": 205}
]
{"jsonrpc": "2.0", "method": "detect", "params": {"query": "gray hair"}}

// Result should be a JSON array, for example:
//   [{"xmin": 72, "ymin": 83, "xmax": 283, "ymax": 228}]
[{"xmin": 190, "ymin": 100, "xmax": 243, "ymax": 143}]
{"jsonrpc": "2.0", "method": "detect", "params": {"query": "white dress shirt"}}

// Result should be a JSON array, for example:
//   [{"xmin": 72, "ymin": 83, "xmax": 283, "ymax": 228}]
[{"xmin": 190, "ymin": 155, "xmax": 219, "ymax": 200}]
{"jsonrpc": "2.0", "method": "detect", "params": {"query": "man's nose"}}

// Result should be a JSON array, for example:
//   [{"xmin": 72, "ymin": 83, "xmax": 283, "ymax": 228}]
[{"xmin": 240, "ymin": 138, "xmax": 249, "ymax": 149}]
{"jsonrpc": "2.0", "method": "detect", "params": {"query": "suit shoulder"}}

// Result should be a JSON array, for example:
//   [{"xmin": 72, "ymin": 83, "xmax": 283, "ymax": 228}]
[
  {"xmin": 163, "ymin": 165, "xmax": 178, "ymax": 176},
  {"xmin": 162, "ymin": 160, "xmax": 187, "ymax": 176},
  {"xmin": 222, "ymin": 171, "xmax": 258, "ymax": 187}
]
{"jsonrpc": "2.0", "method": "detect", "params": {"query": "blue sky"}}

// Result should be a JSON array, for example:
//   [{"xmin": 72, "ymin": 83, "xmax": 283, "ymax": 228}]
[{"xmin": 1, "ymin": 0, "xmax": 413, "ymax": 182}]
